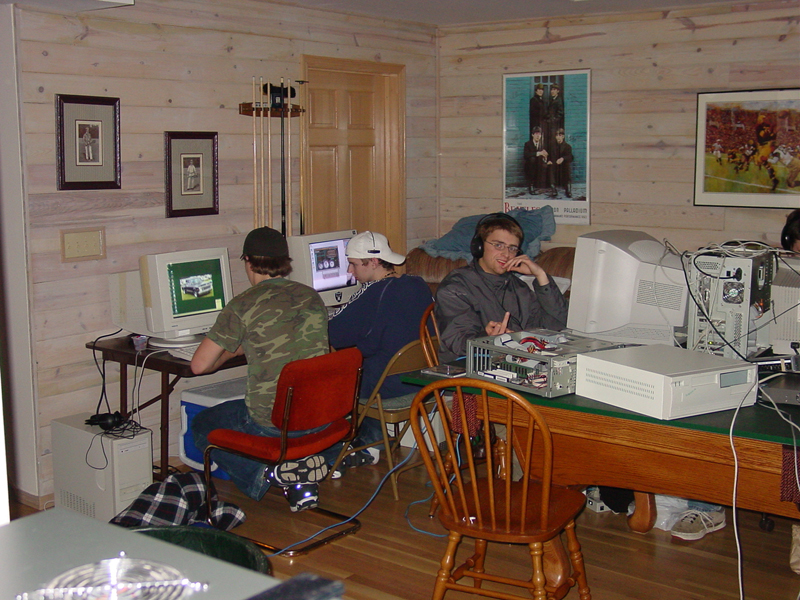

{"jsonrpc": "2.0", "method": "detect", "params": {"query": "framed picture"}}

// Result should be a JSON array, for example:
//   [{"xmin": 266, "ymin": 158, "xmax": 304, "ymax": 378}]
[
  {"xmin": 503, "ymin": 70, "xmax": 591, "ymax": 225},
  {"xmin": 165, "ymin": 131, "xmax": 219, "ymax": 218},
  {"xmin": 55, "ymin": 94, "xmax": 121, "ymax": 190},
  {"xmin": 694, "ymin": 89, "xmax": 800, "ymax": 208}
]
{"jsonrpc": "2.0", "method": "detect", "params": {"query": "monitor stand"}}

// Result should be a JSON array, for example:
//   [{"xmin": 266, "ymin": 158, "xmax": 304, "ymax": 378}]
[{"xmin": 147, "ymin": 334, "xmax": 205, "ymax": 349}]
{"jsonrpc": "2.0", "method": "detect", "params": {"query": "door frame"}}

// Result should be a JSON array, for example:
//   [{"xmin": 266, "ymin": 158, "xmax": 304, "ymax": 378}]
[{"xmin": 300, "ymin": 55, "xmax": 406, "ymax": 252}]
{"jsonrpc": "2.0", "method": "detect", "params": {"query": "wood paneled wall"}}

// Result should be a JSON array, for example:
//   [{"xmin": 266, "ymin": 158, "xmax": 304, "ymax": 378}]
[
  {"xmin": 15, "ymin": 0, "xmax": 437, "ymax": 497},
  {"xmin": 12, "ymin": 0, "xmax": 800, "ymax": 500},
  {"xmin": 437, "ymin": 0, "xmax": 800, "ymax": 251}
]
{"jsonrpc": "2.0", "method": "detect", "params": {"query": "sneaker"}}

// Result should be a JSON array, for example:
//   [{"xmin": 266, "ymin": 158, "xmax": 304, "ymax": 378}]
[
  {"xmin": 670, "ymin": 508, "xmax": 726, "ymax": 540},
  {"xmin": 343, "ymin": 447, "xmax": 380, "ymax": 468},
  {"xmin": 285, "ymin": 483, "xmax": 319, "ymax": 512},
  {"xmin": 330, "ymin": 466, "xmax": 345, "ymax": 479},
  {"xmin": 267, "ymin": 455, "xmax": 329, "ymax": 487}
]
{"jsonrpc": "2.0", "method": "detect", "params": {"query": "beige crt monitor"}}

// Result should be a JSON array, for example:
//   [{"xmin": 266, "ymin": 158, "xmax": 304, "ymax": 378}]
[{"xmin": 110, "ymin": 247, "xmax": 234, "ymax": 347}]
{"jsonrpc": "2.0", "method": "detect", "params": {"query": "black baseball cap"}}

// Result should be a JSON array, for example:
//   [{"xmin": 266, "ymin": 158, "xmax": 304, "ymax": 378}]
[{"xmin": 241, "ymin": 227, "xmax": 289, "ymax": 258}]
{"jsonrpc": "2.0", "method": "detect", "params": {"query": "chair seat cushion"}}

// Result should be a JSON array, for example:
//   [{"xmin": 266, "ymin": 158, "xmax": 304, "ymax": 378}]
[
  {"xmin": 438, "ymin": 479, "xmax": 586, "ymax": 544},
  {"xmin": 362, "ymin": 392, "xmax": 417, "ymax": 411},
  {"xmin": 208, "ymin": 419, "xmax": 350, "ymax": 462}
]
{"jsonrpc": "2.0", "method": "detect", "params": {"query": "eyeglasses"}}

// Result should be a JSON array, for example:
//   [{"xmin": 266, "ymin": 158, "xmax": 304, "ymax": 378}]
[{"xmin": 486, "ymin": 240, "xmax": 520, "ymax": 254}]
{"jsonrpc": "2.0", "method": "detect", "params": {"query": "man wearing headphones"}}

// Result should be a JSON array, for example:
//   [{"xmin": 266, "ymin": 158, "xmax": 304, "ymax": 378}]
[
  {"xmin": 782, "ymin": 209, "xmax": 800, "ymax": 252},
  {"xmin": 435, "ymin": 213, "xmax": 568, "ymax": 363},
  {"xmin": 328, "ymin": 231, "xmax": 433, "ymax": 468}
]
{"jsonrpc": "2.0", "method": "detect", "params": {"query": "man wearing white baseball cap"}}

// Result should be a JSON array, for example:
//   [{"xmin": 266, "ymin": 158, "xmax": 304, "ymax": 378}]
[{"xmin": 328, "ymin": 231, "xmax": 433, "ymax": 470}]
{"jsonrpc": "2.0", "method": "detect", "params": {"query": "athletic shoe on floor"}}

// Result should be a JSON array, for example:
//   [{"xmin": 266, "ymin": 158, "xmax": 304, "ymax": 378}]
[
  {"xmin": 343, "ymin": 447, "xmax": 380, "ymax": 468},
  {"xmin": 285, "ymin": 483, "xmax": 319, "ymax": 512},
  {"xmin": 267, "ymin": 455, "xmax": 329, "ymax": 487},
  {"xmin": 670, "ymin": 508, "xmax": 726, "ymax": 541}
]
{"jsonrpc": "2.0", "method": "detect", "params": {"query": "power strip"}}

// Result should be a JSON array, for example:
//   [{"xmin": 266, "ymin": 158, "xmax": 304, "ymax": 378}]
[{"xmin": 583, "ymin": 487, "xmax": 611, "ymax": 513}]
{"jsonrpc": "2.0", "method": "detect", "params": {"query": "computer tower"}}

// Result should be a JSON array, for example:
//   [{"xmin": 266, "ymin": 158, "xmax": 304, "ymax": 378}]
[
  {"xmin": 52, "ymin": 412, "xmax": 153, "ymax": 522},
  {"xmin": 687, "ymin": 252, "xmax": 773, "ymax": 359}
]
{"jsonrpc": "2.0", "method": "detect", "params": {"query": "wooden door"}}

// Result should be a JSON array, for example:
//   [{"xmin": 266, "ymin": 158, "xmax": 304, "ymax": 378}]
[{"xmin": 301, "ymin": 56, "xmax": 406, "ymax": 253}]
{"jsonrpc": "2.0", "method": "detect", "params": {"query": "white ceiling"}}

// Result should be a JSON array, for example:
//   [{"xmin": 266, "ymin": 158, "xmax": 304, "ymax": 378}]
[{"xmin": 270, "ymin": 0, "xmax": 749, "ymax": 26}]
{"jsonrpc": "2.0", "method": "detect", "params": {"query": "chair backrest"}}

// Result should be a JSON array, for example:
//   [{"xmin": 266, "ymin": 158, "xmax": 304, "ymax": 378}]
[
  {"xmin": 410, "ymin": 378, "xmax": 554, "ymax": 536},
  {"xmin": 419, "ymin": 302, "xmax": 441, "ymax": 368},
  {"xmin": 271, "ymin": 347, "xmax": 363, "ymax": 432},
  {"xmin": 363, "ymin": 338, "xmax": 430, "ymax": 405}
]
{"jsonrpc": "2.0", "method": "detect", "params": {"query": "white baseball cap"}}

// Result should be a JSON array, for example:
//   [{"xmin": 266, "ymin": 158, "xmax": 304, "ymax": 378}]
[{"xmin": 346, "ymin": 231, "xmax": 406, "ymax": 265}]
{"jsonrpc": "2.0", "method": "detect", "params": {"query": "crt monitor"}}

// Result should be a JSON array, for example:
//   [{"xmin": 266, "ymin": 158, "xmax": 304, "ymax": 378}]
[
  {"xmin": 286, "ymin": 230, "xmax": 359, "ymax": 306},
  {"xmin": 567, "ymin": 230, "xmax": 689, "ymax": 345},
  {"xmin": 109, "ymin": 247, "xmax": 234, "ymax": 347}
]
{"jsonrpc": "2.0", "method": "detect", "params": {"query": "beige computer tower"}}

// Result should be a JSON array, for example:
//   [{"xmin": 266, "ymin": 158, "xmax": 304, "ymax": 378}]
[{"xmin": 52, "ymin": 412, "xmax": 153, "ymax": 522}]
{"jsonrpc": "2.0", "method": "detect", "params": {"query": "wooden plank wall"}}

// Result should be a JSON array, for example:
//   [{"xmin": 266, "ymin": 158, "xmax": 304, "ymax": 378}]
[
  {"xmin": 16, "ymin": 0, "xmax": 437, "ymax": 497},
  {"xmin": 436, "ymin": 0, "xmax": 800, "ymax": 251}
]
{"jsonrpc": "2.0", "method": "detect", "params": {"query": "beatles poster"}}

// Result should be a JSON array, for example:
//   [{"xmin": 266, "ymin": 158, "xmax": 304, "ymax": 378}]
[{"xmin": 503, "ymin": 70, "xmax": 590, "ymax": 225}]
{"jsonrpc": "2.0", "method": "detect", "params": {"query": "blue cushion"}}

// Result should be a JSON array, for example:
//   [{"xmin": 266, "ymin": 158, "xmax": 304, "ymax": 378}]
[{"xmin": 419, "ymin": 206, "xmax": 556, "ymax": 261}]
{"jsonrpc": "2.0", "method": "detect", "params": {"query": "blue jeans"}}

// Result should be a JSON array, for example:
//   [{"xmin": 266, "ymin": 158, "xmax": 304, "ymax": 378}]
[
  {"xmin": 191, "ymin": 399, "xmax": 339, "ymax": 501},
  {"xmin": 357, "ymin": 416, "xmax": 384, "ymax": 448},
  {"xmin": 323, "ymin": 416, "xmax": 384, "ymax": 465}
]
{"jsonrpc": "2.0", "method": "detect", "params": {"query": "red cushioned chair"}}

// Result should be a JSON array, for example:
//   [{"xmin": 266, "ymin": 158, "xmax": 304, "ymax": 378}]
[{"xmin": 203, "ymin": 347, "xmax": 363, "ymax": 556}]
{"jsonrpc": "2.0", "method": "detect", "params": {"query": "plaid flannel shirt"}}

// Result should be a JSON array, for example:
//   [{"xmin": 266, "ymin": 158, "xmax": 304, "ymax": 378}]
[{"xmin": 110, "ymin": 472, "xmax": 246, "ymax": 531}]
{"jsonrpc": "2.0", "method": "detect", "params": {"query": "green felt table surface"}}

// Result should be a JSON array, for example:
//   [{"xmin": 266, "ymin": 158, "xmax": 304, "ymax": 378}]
[{"xmin": 403, "ymin": 366, "xmax": 799, "ymax": 446}]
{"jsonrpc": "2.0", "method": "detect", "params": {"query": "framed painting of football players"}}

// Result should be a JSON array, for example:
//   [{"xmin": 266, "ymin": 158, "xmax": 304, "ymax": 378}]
[{"xmin": 694, "ymin": 88, "xmax": 800, "ymax": 208}]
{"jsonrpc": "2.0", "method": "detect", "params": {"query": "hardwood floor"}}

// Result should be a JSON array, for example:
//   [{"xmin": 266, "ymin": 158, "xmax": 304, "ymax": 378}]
[{"xmin": 11, "ymin": 455, "xmax": 800, "ymax": 600}]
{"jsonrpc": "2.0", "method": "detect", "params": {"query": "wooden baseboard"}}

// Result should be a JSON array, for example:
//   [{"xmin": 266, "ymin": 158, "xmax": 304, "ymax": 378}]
[{"xmin": 11, "ymin": 486, "xmax": 53, "ymax": 511}]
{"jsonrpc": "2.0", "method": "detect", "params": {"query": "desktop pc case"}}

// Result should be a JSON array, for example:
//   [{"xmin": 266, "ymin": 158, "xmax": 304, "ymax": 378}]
[
  {"xmin": 687, "ymin": 251, "xmax": 773, "ymax": 359},
  {"xmin": 466, "ymin": 329, "xmax": 625, "ymax": 398},
  {"xmin": 576, "ymin": 344, "xmax": 757, "ymax": 419},
  {"xmin": 51, "ymin": 412, "xmax": 153, "ymax": 522},
  {"xmin": 180, "ymin": 376, "xmax": 247, "ymax": 478}
]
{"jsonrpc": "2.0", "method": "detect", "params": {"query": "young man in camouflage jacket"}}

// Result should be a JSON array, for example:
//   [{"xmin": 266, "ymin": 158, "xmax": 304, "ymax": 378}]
[{"xmin": 191, "ymin": 227, "xmax": 332, "ymax": 512}]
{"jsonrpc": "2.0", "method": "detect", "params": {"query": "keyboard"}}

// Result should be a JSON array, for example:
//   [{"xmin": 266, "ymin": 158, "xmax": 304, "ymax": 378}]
[{"xmin": 167, "ymin": 344, "xmax": 200, "ymax": 361}]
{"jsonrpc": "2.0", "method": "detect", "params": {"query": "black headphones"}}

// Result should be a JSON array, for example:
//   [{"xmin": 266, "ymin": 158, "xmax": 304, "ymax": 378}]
[
  {"xmin": 781, "ymin": 209, "xmax": 800, "ymax": 250},
  {"xmin": 85, "ymin": 411, "xmax": 125, "ymax": 431},
  {"xmin": 469, "ymin": 212, "xmax": 524, "ymax": 259}
]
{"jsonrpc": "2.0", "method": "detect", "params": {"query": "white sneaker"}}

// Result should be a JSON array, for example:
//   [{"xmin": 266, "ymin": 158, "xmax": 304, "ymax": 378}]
[
  {"xmin": 670, "ymin": 508, "xmax": 726, "ymax": 540},
  {"xmin": 343, "ymin": 447, "xmax": 380, "ymax": 467},
  {"xmin": 267, "ymin": 455, "xmax": 329, "ymax": 486}
]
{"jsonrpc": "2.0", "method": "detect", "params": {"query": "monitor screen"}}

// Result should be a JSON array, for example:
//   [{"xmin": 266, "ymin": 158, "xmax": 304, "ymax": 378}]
[
  {"xmin": 287, "ymin": 230, "xmax": 359, "ymax": 307},
  {"xmin": 168, "ymin": 258, "xmax": 227, "ymax": 317},
  {"xmin": 110, "ymin": 247, "xmax": 234, "ymax": 347},
  {"xmin": 566, "ymin": 230, "xmax": 689, "ymax": 345}
]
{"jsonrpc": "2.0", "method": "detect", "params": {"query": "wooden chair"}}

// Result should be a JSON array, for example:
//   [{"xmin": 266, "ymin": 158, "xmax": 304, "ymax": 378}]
[
  {"xmin": 331, "ymin": 339, "xmax": 431, "ymax": 501},
  {"xmin": 419, "ymin": 302, "xmax": 441, "ymax": 368},
  {"xmin": 203, "ymin": 347, "xmax": 363, "ymax": 556},
  {"xmin": 410, "ymin": 378, "xmax": 591, "ymax": 600}
]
